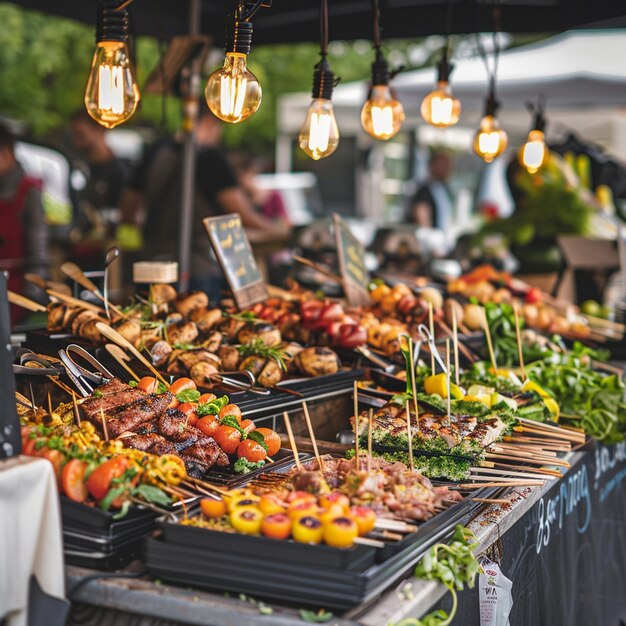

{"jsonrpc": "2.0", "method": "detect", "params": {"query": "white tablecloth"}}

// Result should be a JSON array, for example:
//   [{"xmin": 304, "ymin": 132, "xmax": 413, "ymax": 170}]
[{"xmin": 0, "ymin": 455, "xmax": 65, "ymax": 626}]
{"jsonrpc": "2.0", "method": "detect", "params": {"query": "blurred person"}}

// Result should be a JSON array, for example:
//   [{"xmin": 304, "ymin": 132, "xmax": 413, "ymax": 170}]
[
  {"xmin": 69, "ymin": 110, "xmax": 130, "ymax": 220},
  {"xmin": 120, "ymin": 106, "xmax": 288, "ymax": 298},
  {"xmin": 409, "ymin": 150, "xmax": 455, "ymax": 230},
  {"xmin": 0, "ymin": 122, "xmax": 48, "ymax": 318},
  {"xmin": 231, "ymin": 152, "xmax": 290, "ymax": 228}
]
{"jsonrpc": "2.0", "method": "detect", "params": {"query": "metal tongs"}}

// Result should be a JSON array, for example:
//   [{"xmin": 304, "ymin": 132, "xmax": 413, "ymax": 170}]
[
  {"xmin": 13, "ymin": 348, "xmax": 64, "ymax": 376},
  {"xmin": 58, "ymin": 344, "xmax": 114, "ymax": 397},
  {"xmin": 209, "ymin": 369, "xmax": 270, "ymax": 395},
  {"xmin": 416, "ymin": 324, "xmax": 448, "ymax": 374}
]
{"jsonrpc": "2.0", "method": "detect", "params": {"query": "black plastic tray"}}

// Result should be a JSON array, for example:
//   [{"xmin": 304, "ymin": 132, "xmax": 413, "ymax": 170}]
[
  {"xmin": 159, "ymin": 520, "xmax": 377, "ymax": 571},
  {"xmin": 64, "ymin": 534, "xmax": 144, "ymax": 570}
]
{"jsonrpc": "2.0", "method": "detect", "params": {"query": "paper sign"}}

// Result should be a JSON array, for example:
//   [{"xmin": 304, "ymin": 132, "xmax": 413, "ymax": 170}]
[
  {"xmin": 478, "ymin": 557, "xmax": 513, "ymax": 626},
  {"xmin": 333, "ymin": 213, "xmax": 370, "ymax": 306},
  {"xmin": 204, "ymin": 214, "xmax": 268, "ymax": 310}
]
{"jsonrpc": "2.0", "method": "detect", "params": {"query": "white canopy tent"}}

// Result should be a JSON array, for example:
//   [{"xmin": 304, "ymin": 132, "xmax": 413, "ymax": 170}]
[{"xmin": 277, "ymin": 30, "xmax": 626, "ymax": 163}]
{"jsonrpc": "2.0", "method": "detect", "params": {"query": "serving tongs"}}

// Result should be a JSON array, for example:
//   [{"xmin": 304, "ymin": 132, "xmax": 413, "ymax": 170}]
[
  {"xmin": 354, "ymin": 345, "xmax": 396, "ymax": 373},
  {"xmin": 58, "ymin": 344, "xmax": 114, "ymax": 397},
  {"xmin": 13, "ymin": 348, "xmax": 64, "ymax": 377},
  {"xmin": 208, "ymin": 369, "xmax": 270, "ymax": 395}
]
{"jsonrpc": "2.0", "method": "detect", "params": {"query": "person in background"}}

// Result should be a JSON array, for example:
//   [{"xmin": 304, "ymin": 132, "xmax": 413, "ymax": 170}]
[
  {"xmin": 120, "ymin": 106, "xmax": 288, "ymax": 299},
  {"xmin": 0, "ymin": 122, "xmax": 48, "ymax": 319},
  {"xmin": 69, "ymin": 110, "xmax": 130, "ymax": 218},
  {"xmin": 409, "ymin": 149, "xmax": 455, "ymax": 230},
  {"xmin": 231, "ymin": 152, "xmax": 290, "ymax": 228}
]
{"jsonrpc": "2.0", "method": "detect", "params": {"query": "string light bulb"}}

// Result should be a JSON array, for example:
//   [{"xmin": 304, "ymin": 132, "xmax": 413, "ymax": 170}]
[
  {"xmin": 84, "ymin": 0, "xmax": 140, "ymax": 129},
  {"xmin": 205, "ymin": 3, "xmax": 263, "ymax": 124},
  {"xmin": 360, "ymin": 1, "xmax": 404, "ymax": 141},
  {"xmin": 519, "ymin": 103, "xmax": 548, "ymax": 174},
  {"xmin": 299, "ymin": 0, "xmax": 340, "ymax": 160},
  {"xmin": 473, "ymin": 92, "xmax": 508, "ymax": 163},
  {"xmin": 421, "ymin": 49, "xmax": 460, "ymax": 128}
]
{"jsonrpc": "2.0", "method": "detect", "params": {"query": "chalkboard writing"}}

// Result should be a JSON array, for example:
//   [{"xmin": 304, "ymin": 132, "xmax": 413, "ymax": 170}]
[
  {"xmin": 333, "ymin": 214, "xmax": 370, "ymax": 306},
  {"xmin": 0, "ymin": 272, "xmax": 20, "ymax": 459},
  {"xmin": 204, "ymin": 214, "xmax": 268, "ymax": 310}
]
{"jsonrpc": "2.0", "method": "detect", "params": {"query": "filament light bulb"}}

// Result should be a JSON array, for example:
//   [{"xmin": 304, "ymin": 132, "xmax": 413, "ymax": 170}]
[
  {"xmin": 299, "ymin": 98, "xmax": 339, "ymax": 160},
  {"xmin": 421, "ymin": 81, "xmax": 461, "ymax": 128},
  {"xmin": 361, "ymin": 85, "xmax": 404, "ymax": 140},
  {"xmin": 520, "ymin": 129, "xmax": 548, "ymax": 174},
  {"xmin": 84, "ymin": 1, "xmax": 139, "ymax": 129},
  {"xmin": 205, "ymin": 52, "xmax": 262, "ymax": 124},
  {"xmin": 473, "ymin": 115, "xmax": 508, "ymax": 163}
]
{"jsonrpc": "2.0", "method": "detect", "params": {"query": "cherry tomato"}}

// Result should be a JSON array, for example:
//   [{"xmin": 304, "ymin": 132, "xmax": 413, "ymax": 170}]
[
  {"xmin": 525, "ymin": 286, "xmax": 542, "ymax": 304},
  {"xmin": 219, "ymin": 404, "xmax": 242, "ymax": 421},
  {"xmin": 197, "ymin": 393, "xmax": 217, "ymax": 404},
  {"xmin": 22, "ymin": 438, "xmax": 38, "ymax": 457},
  {"xmin": 288, "ymin": 500, "xmax": 319, "ymax": 521},
  {"xmin": 213, "ymin": 425, "xmax": 242, "ymax": 454},
  {"xmin": 258, "ymin": 493, "xmax": 287, "ymax": 516},
  {"xmin": 137, "ymin": 376, "xmax": 159, "ymax": 393},
  {"xmin": 169, "ymin": 378, "xmax": 197, "ymax": 395},
  {"xmin": 61, "ymin": 459, "xmax": 88, "ymax": 503},
  {"xmin": 349, "ymin": 506, "xmax": 376, "ymax": 536},
  {"xmin": 239, "ymin": 419, "xmax": 256, "ymax": 434},
  {"xmin": 200, "ymin": 497, "xmax": 227, "ymax": 518},
  {"xmin": 236, "ymin": 440, "xmax": 267, "ymax": 463},
  {"xmin": 261, "ymin": 513, "xmax": 291, "ymax": 540},
  {"xmin": 319, "ymin": 492, "xmax": 350, "ymax": 513},
  {"xmin": 41, "ymin": 449, "xmax": 64, "ymax": 485},
  {"xmin": 323, "ymin": 516, "xmax": 358, "ymax": 548},
  {"xmin": 197, "ymin": 415, "xmax": 220, "ymax": 438},
  {"xmin": 254, "ymin": 428, "xmax": 281, "ymax": 457},
  {"xmin": 292, "ymin": 515, "xmax": 324, "ymax": 544},
  {"xmin": 86, "ymin": 456, "xmax": 131, "ymax": 502},
  {"xmin": 177, "ymin": 402, "xmax": 198, "ymax": 426},
  {"xmin": 230, "ymin": 507, "xmax": 263, "ymax": 535},
  {"xmin": 21, "ymin": 426, "xmax": 35, "ymax": 448}
]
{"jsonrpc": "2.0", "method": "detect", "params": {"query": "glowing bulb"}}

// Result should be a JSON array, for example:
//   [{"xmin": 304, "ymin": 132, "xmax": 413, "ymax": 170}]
[
  {"xmin": 205, "ymin": 52, "xmax": 262, "ymax": 124},
  {"xmin": 361, "ymin": 85, "xmax": 405, "ymax": 140},
  {"xmin": 420, "ymin": 81, "xmax": 461, "ymax": 128},
  {"xmin": 85, "ymin": 41, "xmax": 140, "ymax": 129},
  {"xmin": 299, "ymin": 98, "xmax": 339, "ymax": 160},
  {"xmin": 520, "ymin": 129, "xmax": 548, "ymax": 174},
  {"xmin": 473, "ymin": 115, "xmax": 508, "ymax": 163}
]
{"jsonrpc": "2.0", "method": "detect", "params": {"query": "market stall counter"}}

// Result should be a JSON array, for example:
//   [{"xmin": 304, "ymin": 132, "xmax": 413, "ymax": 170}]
[{"xmin": 63, "ymin": 440, "xmax": 626, "ymax": 626}]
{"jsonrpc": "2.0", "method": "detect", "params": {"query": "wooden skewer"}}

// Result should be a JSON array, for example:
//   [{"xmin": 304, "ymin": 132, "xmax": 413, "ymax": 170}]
[
  {"xmin": 47, "ymin": 289, "xmax": 105, "ymax": 314},
  {"xmin": 470, "ymin": 467, "xmax": 558, "ymax": 481},
  {"xmin": 367, "ymin": 408, "xmax": 373, "ymax": 475},
  {"xmin": 482, "ymin": 307, "xmax": 498, "ymax": 374},
  {"xmin": 354, "ymin": 537, "xmax": 386, "ymax": 548},
  {"xmin": 71, "ymin": 393, "xmax": 81, "ymax": 426},
  {"xmin": 96, "ymin": 322, "xmax": 170, "ymax": 387},
  {"xmin": 445, "ymin": 338, "xmax": 452, "ymax": 428},
  {"xmin": 47, "ymin": 392, "xmax": 53, "ymax": 417},
  {"xmin": 408, "ymin": 336, "xmax": 420, "ymax": 433},
  {"xmin": 513, "ymin": 426, "xmax": 583, "ymax": 445},
  {"xmin": 472, "ymin": 497, "xmax": 510, "ymax": 504},
  {"xmin": 491, "ymin": 443, "xmax": 558, "ymax": 457},
  {"xmin": 283, "ymin": 411, "xmax": 302, "ymax": 472},
  {"xmin": 292, "ymin": 255, "xmax": 342, "ymax": 283},
  {"xmin": 485, "ymin": 452, "xmax": 570, "ymax": 468},
  {"xmin": 185, "ymin": 477, "xmax": 232, "ymax": 498},
  {"xmin": 99, "ymin": 407, "xmax": 109, "ymax": 442},
  {"xmin": 405, "ymin": 399, "xmax": 414, "ymax": 472},
  {"xmin": 467, "ymin": 474, "xmax": 545, "ymax": 485},
  {"xmin": 480, "ymin": 460, "xmax": 562, "ymax": 478},
  {"xmin": 24, "ymin": 273, "xmax": 71, "ymax": 296},
  {"xmin": 374, "ymin": 519, "xmax": 417, "ymax": 532},
  {"xmin": 454, "ymin": 480, "xmax": 545, "ymax": 489},
  {"xmin": 47, "ymin": 376, "xmax": 76, "ymax": 398},
  {"xmin": 428, "ymin": 302, "xmax": 435, "ymax": 372},
  {"xmin": 105, "ymin": 343, "xmax": 141, "ymax": 382},
  {"xmin": 515, "ymin": 419, "xmax": 585, "ymax": 442},
  {"xmin": 513, "ymin": 303, "xmax": 526, "ymax": 381},
  {"xmin": 353, "ymin": 380, "xmax": 360, "ymax": 470},
  {"xmin": 302, "ymin": 401, "xmax": 323, "ymax": 472},
  {"xmin": 370, "ymin": 530, "xmax": 404, "ymax": 542},
  {"xmin": 452, "ymin": 307, "xmax": 460, "ymax": 386},
  {"xmin": 7, "ymin": 290, "xmax": 47, "ymax": 312}
]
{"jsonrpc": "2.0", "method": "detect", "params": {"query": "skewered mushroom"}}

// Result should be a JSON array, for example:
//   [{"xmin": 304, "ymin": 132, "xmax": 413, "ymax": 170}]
[
  {"xmin": 218, "ymin": 345, "xmax": 240, "ymax": 370},
  {"xmin": 166, "ymin": 321, "xmax": 199, "ymax": 346},
  {"xmin": 189, "ymin": 360, "xmax": 220, "ymax": 388},
  {"xmin": 174, "ymin": 291, "xmax": 209, "ymax": 317},
  {"xmin": 150, "ymin": 340, "xmax": 173, "ymax": 367},
  {"xmin": 294, "ymin": 347, "xmax": 340, "ymax": 377},
  {"xmin": 190, "ymin": 307, "xmax": 223, "ymax": 333},
  {"xmin": 237, "ymin": 322, "xmax": 281, "ymax": 347},
  {"xmin": 150, "ymin": 284, "xmax": 178, "ymax": 307},
  {"xmin": 114, "ymin": 319, "xmax": 142, "ymax": 348}
]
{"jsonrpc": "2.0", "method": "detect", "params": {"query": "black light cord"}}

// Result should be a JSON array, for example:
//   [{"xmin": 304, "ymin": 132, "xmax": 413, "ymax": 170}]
[
  {"xmin": 372, "ymin": 0, "xmax": 382, "ymax": 50},
  {"xmin": 320, "ymin": 0, "xmax": 329, "ymax": 57},
  {"xmin": 311, "ymin": 0, "xmax": 339, "ymax": 100},
  {"xmin": 475, "ymin": 1, "xmax": 502, "ymax": 116}
]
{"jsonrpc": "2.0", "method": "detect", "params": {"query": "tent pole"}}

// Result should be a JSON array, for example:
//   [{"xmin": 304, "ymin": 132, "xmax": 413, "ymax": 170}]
[{"xmin": 178, "ymin": 0, "xmax": 202, "ymax": 292}]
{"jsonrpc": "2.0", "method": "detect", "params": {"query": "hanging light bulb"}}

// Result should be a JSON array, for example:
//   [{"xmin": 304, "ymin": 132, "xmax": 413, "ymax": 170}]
[
  {"xmin": 85, "ymin": 0, "xmax": 140, "ymax": 129},
  {"xmin": 205, "ymin": 4, "xmax": 263, "ymax": 124},
  {"xmin": 421, "ymin": 49, "xmax": 461, "ymax": 128},
  {"xmin": 299, "ymin": 0, "xmax": 340, "ymax": 160},
  {"xmin": 473, "ymin": 92, "xmax": 508, "ymax": 163},
  {"xmin": 299, "ymin": 59, "xmax": 340, "ymax": 160},
  {"xmin": 519, "ymin": 103, "xmax": 548, "ymax": 174},
  {"xmin": 360, "ymin": 1, "xmax": 404, "ymax": 141}
]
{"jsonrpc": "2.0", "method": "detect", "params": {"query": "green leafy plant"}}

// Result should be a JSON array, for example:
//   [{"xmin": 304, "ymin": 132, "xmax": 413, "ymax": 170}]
[{"xmin": 237, "ymin": 339, "xmax": 288, "ymax": 372}]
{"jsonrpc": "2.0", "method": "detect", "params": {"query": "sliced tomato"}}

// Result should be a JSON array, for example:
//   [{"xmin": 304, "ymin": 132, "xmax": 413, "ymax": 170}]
[
  {"xmin": 42, "ymin": 449, "xmax": 64, "ymax": 486},
  {"xmin": 213, "ymin": 425, "xmax": 241, "ymax": 454},
  {"xmin": 197, "ymin": 393, "xmax": 217, "ymax": 404},
  {"xmin": 239, "ymin": 419, "xmax": 256, "ymax": 434},
  {"xmin": 219, "ymin": 404, "xmax": 242, "ymax": 421},
  {"xmin": 86, "ymin": 456, "xmax": 131, "ymax": 502},
  {"xmin": 137, "ymin": 376, "xmax": 159, "ymax": 393},
  {"xmin": 196, "ymin": 415, "xmax": 220, "ymax": 438},
  {"xmin": 254, "ymin": 427, "xmax": 281, "ymax": 457},
  {"xmin": 236, "ymin": 439, "xmax": 267, "ymax": 463},
  {"xmin": 61, "ymin": 459, "xmax": 88, "ymax": 502},
  {"xmin": 169, "ymin": 378, "xmax": 197, "ymax": 395}
]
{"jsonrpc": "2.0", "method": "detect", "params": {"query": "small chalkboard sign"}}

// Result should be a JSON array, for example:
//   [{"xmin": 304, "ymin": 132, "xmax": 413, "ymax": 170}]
[
  {"xmin": 333, "ymin": 213, "xmax": 371, "ymax": 306},
  {"xmin": 204, "ymin": 214, "xmax": 268, "ymax": 309},
  {"xmin": 0, "ymin": 272, "xmax": 20, "ymax": 459}
]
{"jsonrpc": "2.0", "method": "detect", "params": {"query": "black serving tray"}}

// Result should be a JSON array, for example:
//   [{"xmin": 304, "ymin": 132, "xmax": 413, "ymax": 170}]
[
  {"xmin": 159, "ymin": 519, "xmax": 377, "ymax": 571},
  {"xmin": 64, "ymin": 534, "xmax": 145, "ymax": 570}
]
